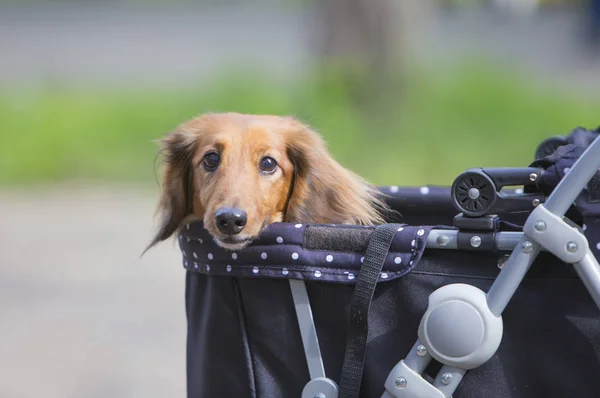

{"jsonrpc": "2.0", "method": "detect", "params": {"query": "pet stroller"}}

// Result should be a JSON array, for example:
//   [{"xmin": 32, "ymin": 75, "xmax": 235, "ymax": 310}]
[{"xmin": 177, "ymin": 127, "xmax": 600, "ymax": 398}]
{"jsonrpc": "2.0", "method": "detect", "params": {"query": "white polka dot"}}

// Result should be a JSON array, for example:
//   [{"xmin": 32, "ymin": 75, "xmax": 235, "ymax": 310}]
[
  {"xmin": 564, "ymin": 167, "xmax": 571, "ymax": 174},
  {"xmin": 198, "ymin": 238, "xmax": 203, "ymax": 244},
  {"xmin": 381, "ymin": 272, "xmax": 389, "ymax": 279},
  {"xmin": 232, "ymin": 253, "xmax": 237, "ymax": 260},
  {"xmin": 596, "ymin": 242, "xmax": 600, "ymax": 251},
  {"xmin": 226, "ymin": 265, "xmax": 232, "ymax": 272},
  {"xmin": 348, "ymin": 273, "xmax": 355, "ymax": 280},
  {"xmin": 184, "ymin": 261, "xmax": 188, "ymax": 267},
  {"xmin": 276, "ymin": 236, "xmax": 283, "ymax": 244},
  {"xmin": 253, "ymin": 266, "xmax": 259, "ymax": 274},
  {"xmin": 194, "ymin": 262, "xmax": 198, "ymax": 269},
  {"xmin": 186, "ymin": 224, "xmax": 190, "ymax": 230},
  {"xmin": 326, "ymin": 255, "xmax": 333, "ymax": 262},
  {"xmin": 193, "ymin": 252, "xmax": 198, "ymax": 259},
  {"xmin": 390, "ymin": 186, "xmax": 399, "ymax": 193},
  {"xmin": 282, "ymin": 268, "xmax": 289, "ymax": 275},
  {"xmin": 206, "ymin": 264, "xmax": 210, "ymax": 271},
  {"xmin": 420, "ymin": 186, "xmax": 430, "ymax": 195},
  {"xmin": 397, "ymin": 227, "xmax": 404, "ymax": 232},
  {"xmin": 417, "ymin": 229, "xmax": 425, "ymax": 236},
  {"xmin": 583, "ymin": 224, "xmax": 588, "ymax": 231},
  {"xmin": 514, "ymin": 188, "xmax": 524, "ymax": 194},
  {"xmin": 179, "ymin": 236, "xmax": 183, "ymax": 240},
  {"xmin": 261, "ymin": 252, "xmax": 268, "ymax": 260},
  {"xmin": 410, "ymin": 260, "xmax": 414, "ymax": 266},
  {"xmin": 394, "ymin": 257, "xmax": 402, "ymax": 264},
  {"xmin": 208, "ymin": 253, "xmax": 213, "ymax": 260},
  {"xmin": 360, "ymin": 256, "xmax": 364, "ymax": 263},
  {"xmin": 314, "ymin": 270, "xmax": 322, "ymax": 277},
  {"xmin": 411, "ymin": 240, "xmax": 416, "ymax": 247},
  {"xmin": 292, "ymin": 252, "xmax": 299, "ymax": 260},
  {"xmin": 186, "ymin": 237, "xmax": 190, "ymax": 243},
  {"xmin": 295, "ymin": 224, "xmax": 303, "ymax": 228}
]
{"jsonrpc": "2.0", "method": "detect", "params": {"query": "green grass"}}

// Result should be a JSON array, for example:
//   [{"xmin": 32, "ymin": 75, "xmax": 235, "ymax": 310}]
[{"xmin": 1, "ymin": 61, "xmax": 598, "ymax": 187}]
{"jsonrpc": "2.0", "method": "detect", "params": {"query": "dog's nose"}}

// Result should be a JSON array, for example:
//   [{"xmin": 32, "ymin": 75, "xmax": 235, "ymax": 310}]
[{"xmin": 215, "ymin": 208, "xmax": 247, "ymax": 235}]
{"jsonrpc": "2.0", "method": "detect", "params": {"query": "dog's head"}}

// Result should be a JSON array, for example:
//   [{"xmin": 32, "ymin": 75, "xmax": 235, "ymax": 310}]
[{"xmin": 147, "ymin": 113, "xmax": 387, "ymax": 251}]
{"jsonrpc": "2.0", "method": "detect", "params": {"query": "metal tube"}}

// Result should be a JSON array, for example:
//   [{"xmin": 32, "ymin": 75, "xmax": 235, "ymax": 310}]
[
  {"xmin": 426, "ymin": 230, "xmax": 523, "ymax": 251},
  {"xmin": 289, "ymin": 279, "xmax": 327, "ymax": 380},
  {"xmin": 486, "ymin": 237, "xmax": 542, "ymax": 316}
]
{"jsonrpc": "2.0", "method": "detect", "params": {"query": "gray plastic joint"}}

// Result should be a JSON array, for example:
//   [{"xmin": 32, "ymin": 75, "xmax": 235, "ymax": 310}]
[
  {"xmin": 523, "ymin": 204, "xmax": 588, "ymax": 263},
  {"xmin": 418, "ymin": 283, "xmax": 503, "ymax": 370},
  {"xmin": 301, "ymin": 378, "xmax": 339, "ymax": 398},
  {"xmin": 383, "ymin": 360, "xmax": 445, "ymax": 398}
]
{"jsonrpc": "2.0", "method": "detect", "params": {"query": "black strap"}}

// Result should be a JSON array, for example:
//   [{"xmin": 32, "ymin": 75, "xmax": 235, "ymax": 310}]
[{"xmin": 338, "ymin": 223, "xmax": 401, "ymax": 398}]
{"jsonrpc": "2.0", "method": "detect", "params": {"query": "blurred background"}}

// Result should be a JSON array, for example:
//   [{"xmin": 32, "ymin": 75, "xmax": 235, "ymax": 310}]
[{"xmin": 1, "ymin": 0, "xmax": 599, "ymax": 397}]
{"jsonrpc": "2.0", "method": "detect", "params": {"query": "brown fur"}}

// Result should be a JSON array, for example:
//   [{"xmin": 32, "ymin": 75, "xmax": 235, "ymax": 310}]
[{"xmin": 147, "ymin": 112, "xmax": 389, "ymax": 251}]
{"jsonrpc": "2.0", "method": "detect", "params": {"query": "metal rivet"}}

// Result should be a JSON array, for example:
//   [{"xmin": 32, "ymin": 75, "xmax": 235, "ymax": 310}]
[
  {"xmin": 395, "ymin": 377, "xmax": 407, "ymax": 388},
  {"xmin": 441, "ymin": 373, "xmax": 453, "ymax": 385},
  {"xmin": 522, "ymin": 241, "xmax": 534, "ymax": 253},
  {"xmin": 529, "ymin": 173, "xmax": 538, "ymax": 182},
  {"xmin": 468, "ymin": 188, "xmax": 480, "ymax": 199},
  {"xmin": 416, "ymin": 345, "xmax": 427, "ymax": 356},
  {"xmin": 497, "ymin": 255, "xmax": 509, "ymax": 269},
  {"xmin": 532, "ymin": 199, "xmax": 540, "ymax": 207},
  {"xmin": 534, "ymin": 220, "xmax": 547, "ymax": 232},
  {"xmin": 567, "ymin": 242, "xmax": 578, "ymax": 253},
  {"xmin": 313, "ymin": 394, "xmax": 326, "ymax": 398},
  {"xmin": 470, "ymin": 236, "xmax": 482, "ymax": 248},
  {"xmin": 437, "ymin": 235, "xmax": 450, "ymax": 246}
]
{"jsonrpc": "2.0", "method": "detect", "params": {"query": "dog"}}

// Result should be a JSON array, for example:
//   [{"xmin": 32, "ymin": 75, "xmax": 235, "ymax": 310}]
[{"xmin": 147, "ymin": 112, "xmax": 390, "ymax": 251}]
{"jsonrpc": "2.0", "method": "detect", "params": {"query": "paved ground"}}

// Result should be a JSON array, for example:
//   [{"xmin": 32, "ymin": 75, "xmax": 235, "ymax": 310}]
[{"xmin": 0, "ymin": 185, "xmax": 186, "ymax": 398}]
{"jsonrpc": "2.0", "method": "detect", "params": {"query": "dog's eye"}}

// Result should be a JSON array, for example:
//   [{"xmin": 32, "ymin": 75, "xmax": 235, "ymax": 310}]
[
  {"xmin": 259, "ymin": 156, "xmax": 278, "ymax": 174},
  {"xmin": 203, "ymin": 152, "xmax": 220, "ymax": 171}
]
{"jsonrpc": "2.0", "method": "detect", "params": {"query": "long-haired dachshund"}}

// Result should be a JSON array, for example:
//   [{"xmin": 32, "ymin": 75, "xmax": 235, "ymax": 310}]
[{"xmin": 148, "ymin": 113, "xmax": 389, "ymax": 251}]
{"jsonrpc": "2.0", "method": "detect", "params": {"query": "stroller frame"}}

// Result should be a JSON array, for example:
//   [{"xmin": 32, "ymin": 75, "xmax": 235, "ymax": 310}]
[{"xmin": 293, "ymin": 135, "xmax": 600, "ymax": 398}]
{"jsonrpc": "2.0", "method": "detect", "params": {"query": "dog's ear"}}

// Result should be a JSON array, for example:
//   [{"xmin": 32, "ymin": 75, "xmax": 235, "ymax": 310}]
[
  {"xmin": 145, "ymin": 128, "xmax": 197, "ymax": 253},
  {"xmin": 284, "ymin": 121, "xmax": 388, "ymax": 225}
]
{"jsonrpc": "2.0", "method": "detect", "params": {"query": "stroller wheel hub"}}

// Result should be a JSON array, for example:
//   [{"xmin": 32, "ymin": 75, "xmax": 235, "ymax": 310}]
[
  {"xmin": 468, "ymin": 188, "xmax": 480, "ymax": 199},
  {"xmin": 418, "ymin": 283, "xmax": 503, "ymax": 370}
]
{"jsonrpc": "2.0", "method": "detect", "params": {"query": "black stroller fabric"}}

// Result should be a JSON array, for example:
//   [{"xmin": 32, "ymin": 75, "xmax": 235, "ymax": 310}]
[{"xmin": 180, "ymin": 127, "xmax": 600, "ymax": 398}]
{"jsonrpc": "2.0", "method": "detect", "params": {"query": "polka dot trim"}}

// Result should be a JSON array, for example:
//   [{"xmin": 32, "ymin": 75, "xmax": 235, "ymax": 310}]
[
  {"xmin": 420, "ymin": 186, "xmax": 430, "ymax": 195},
  {"xmin": 177, "ymin": 221, "xmax": 430, "ymax": 284}
]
